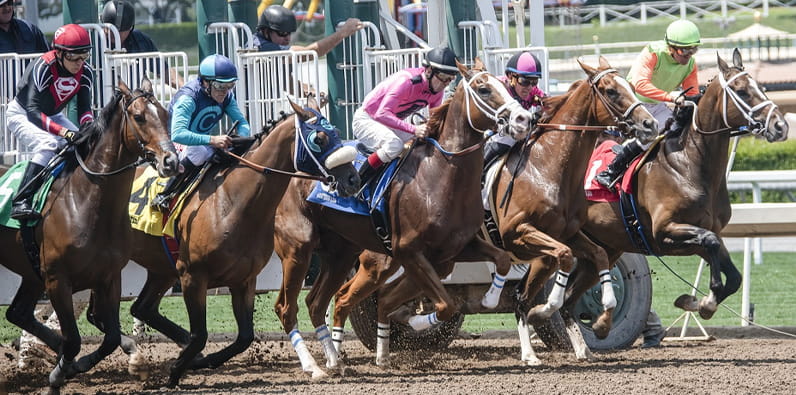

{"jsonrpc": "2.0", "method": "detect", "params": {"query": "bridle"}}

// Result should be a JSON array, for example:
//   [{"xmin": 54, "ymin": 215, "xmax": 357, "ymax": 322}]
[
  {"xmin": 75, "ymin": 90, "xmax": 166, "ymax": 176},
  {"xmin": 588, "ymin": 68, "xmax": 645, "ymax": 135}
]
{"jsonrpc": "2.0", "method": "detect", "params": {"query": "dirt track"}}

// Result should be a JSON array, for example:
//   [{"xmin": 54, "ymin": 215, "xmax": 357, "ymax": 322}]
[{"xmin": 1, "ymin": 331, "xmax": 795, "ymax": 394}]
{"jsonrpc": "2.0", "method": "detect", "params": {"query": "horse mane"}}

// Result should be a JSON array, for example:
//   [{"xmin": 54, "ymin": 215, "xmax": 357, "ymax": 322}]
[
  {"xmin": 425, "ymin": 100, "xmax": 450, "ymax": 139},
  {"xmin": 540, "ymin": 80, "xmax": 585, "ymax": 123}
]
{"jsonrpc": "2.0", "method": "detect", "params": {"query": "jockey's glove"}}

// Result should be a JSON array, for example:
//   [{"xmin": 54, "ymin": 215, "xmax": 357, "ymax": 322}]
[{"xmin": 59, "ymin": 128, "xmax": 80, "ymax": 143}]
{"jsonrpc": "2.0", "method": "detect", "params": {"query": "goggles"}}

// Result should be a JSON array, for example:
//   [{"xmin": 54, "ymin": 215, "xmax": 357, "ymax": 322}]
[
  {"xmin": 515, "ymin": 76, "xmax": 539, "ymax": 87},
  {"xmin": 435, "ymin": 72, "xmax": 456, "ymax": 84},
  {"xmin": 672, "ymin": 46, "xmax": 699, "ymax": 57},
  {"xmin": 274, "ymin": 30, "xmax": 291, "ymax": 38},
  {"xmin": 63, "ymin": 52, "xmax": 91, "ymax": 62},
  {"xmin": 210, "ymin": 80, "xmax": 236, "ymax": 91}
]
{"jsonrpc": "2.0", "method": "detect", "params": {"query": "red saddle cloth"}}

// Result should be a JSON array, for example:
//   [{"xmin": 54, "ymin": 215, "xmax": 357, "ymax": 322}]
[{"xmin": 584, "ymin": 140, "xmax": 639, "ymax": 202}]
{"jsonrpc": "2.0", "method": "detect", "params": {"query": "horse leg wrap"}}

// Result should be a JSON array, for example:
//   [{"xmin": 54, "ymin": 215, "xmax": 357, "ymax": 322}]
[
  {"xmin": 541, "ymin": 270, "xmax": 569, "ymax": 315},
  {"xmin": 481, "ymin": 273, "xmax": 507, "ymax": 309},
  {"xmin": 376, "ymin": 323, "xmax": 390, "ymax": 366},
  {"xmin": 331, "ymin": 326, "xmax": 344, "ymax": 353},
  {"xmin": 407, "ymin": 311, "xmax": 439, "ymax": 331},
  {"xmin": 315, "ymin": 325, "xmax": 339, "ymax": 369},
  {"xmin": 290, "ymin": 329, "xmax": 319, "ymax": 373},
  {"xmin": 516, "ymin": 317, "xmax": 541, "ymax": 365},
  {"xmin": 599, "ymin": 270, "xmax": 617, "ymax": 310}
]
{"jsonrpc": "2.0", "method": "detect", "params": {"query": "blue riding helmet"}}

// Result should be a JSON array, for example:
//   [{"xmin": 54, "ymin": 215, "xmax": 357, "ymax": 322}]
[{"xmin": 199, "ymin": 54, "xmax": 238, "ymax": 83}]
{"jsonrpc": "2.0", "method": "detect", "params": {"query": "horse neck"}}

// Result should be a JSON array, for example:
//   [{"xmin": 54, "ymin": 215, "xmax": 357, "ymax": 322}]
[
  {"xmin": 248, "ymin": 116, "xmax": 297, "ymax": 171},
  {"xmin": 673, "ymin": 82, "xmax": 732, "ymax": 178},
  {"xmin": 439, "ymin": 88, "xmax": 490, "ymax": 151},
  {"xmin": 81, "ymin": 108, "xmax": 138, "ymax": 181}
]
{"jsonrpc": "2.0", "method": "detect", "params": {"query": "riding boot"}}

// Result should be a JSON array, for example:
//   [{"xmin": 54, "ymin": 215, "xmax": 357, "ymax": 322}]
[
  {"xmin": 483, "ymin": 140, "xmax": 511, "ymax": 170},
  {"xmin": 667, "ymin": 105, "xmax": 694, "ymax": 137},
  {"xmin": 594, "ymin": 141, "xmax": 645, "ymax": 190},
  {"xmin": 151, "ymin": 158, "xmax": 198, "ymax": 212},
  {"xmin": 10, "ymin": 162, "xmax": 46, "ymax": 221},
  {"xmin": 358, "ymin": 163, "xmax": 381, "ymax": 186}
]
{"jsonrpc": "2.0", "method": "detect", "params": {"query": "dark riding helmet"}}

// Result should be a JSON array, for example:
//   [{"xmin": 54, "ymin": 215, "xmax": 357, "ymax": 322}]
[
  {"xmin": 101, "ymin": 1, "xmax": 136, "ymax": 32},
  {"xmin": 199, "ymin": 54, "xmax": 238, "ymax": 83},
  {"xmin": 505, "ymin": 51, "xmax": 543, "ymax": 78},
  {"xmin": 52, "ymin": 24, "xmax": 92, "ymax": 53},
  {"xmin": 423, "ymin": 46, "xmax": 459, "ymax": 75},
  {"xmin": 257, "ymin": 5, "xmax": 297, "ymax": 33}
]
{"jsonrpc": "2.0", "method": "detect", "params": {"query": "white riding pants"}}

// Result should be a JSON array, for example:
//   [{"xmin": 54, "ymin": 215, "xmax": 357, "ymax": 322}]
[
  {"xmin": 6, "ymin": 100, "xmax": 75, "ymax": 166},
  {"xmin": 352, "ymin": 108, "xmax": 414, "ymax": 163}
]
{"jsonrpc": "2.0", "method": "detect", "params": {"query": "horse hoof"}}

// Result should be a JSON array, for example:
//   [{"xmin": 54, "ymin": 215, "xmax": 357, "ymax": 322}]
[
  {"xmin": 523, "ymin": 357, "xmax": 542, "ymax": 366},
  {"xmin": 47, "ymin": 386, "xmax": 61, "ymax": 395},
  {"xmin": 309, "ymin": 369, "xmax": 329, "ymax": 381},
  {"xmin": 674, "ymin": 294, "xmax": 699, "ymax": 312},
  {"xmin": 525, "ymin": 305, "xmax": 549, "ymax": 326},
  {"xmin": 698, "ymin": 298, "xmax": 718, "ymax": 320},
  {"xmin": 592, "ymin": 311, "xmax": 613, "ymax": 339},
  {"xmin": 128, "ymin": 353, "xmax": 149, "ymax": 380}
]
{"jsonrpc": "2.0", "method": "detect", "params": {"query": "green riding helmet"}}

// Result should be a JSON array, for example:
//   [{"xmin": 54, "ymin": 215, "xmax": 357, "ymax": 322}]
[{"xmin": 665, "ymin": 20, "xmax": 701, "ymax": 47}]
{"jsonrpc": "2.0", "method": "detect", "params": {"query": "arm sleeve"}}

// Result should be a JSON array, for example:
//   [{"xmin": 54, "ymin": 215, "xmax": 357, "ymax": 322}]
[
  {"xmin": 369, "ymin": 80, "xmax": 416, "ymax": 134},
  {"xmin": 170, "ymin": 96, "xmax": 211, "ymax": 145},
  {"xmin": 225, "ymin": 96, "xmax": 251, "ymax": 137},
  {"xmin": 23, "ymin": 64, "xmax": 65, "ymax": 134},
  {"xmin": 77, "ymin": 68, "xmax": 95, "ymax": 125},
  {"xmin": 629, "ymin": 50, "xmax": 672, "ymax": 103},
  {"xmin": 680, "ymin": 64, "xmax": 699, "ymax": 95}
]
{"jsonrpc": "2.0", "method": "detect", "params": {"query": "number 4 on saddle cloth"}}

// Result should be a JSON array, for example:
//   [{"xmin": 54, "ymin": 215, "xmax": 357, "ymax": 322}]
[{"xmin": 307, "ymin": 142, "xmax": 397, "ymax": 254}]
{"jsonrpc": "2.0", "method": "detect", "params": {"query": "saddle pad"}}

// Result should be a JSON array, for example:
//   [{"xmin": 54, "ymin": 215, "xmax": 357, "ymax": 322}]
[
  {"xmin": 584, "ymin": 140, "xmax": 637, "ymax": 202},
  {"xmin": 129, "ymin": 166, "xmax": 204, "ymax": 237},
  {"xmin": 482, "ymin": 154, "xmax": 508, "ymax": 211},
  {"xmin": 0, "ymin": 161, "xmax": 57, "ymax": 229}
]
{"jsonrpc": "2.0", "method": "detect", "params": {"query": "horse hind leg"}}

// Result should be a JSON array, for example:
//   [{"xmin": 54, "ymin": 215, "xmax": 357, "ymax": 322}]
[
  {"xmin": 84, "ymin": 290, "xmax": 147, "ymax": 379},
  {"xmin": 568, "ymin": 232, "xmax": 615, "ymax": 339},
  {"xmin": 130, "ymin": 271, "xmax": 191, "ymax": 346},
  {"xmin": 5, "ymin": 278, "xmax": 63, "ymax": 355},
  {"xmin": 167, "ymin": 272, "xmax": 209, "ymax": 388}
]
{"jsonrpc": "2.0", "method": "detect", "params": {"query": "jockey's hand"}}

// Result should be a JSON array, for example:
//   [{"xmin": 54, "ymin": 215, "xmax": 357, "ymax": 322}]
[
  {"xmin": 414, "ymin": 124, "xmax": 428, "ymax": 139},
  {"xmin": 671, "ymin": 93, "xmax": 685, "ymax": 107},
  {"xmin": 59, "ymin": 127, "xmax": 80, "ymax": 143},
  {"xmin": 210, "ymin": 134, "xmax": 233, "ymax": 150}
]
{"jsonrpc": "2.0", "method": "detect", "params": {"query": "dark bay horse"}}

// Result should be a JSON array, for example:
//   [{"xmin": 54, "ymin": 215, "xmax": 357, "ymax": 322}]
[
  {"xmin": 574, "ymin": 49, "xmax": 788, "ymax": 325},
  {"xmin": 273, "ymin": 60, "xmax": 534, "ymax": 373},
  {"xmin": 348, "ymin": 57, "xmax": 660, "ymax": 365},
  {"xmin": 127, "ymin": 100, "xmax": 360, "ymax": 387},
  {"xmin": 0, "ymin": 78, "xmax": 178, "ymax": 391}
]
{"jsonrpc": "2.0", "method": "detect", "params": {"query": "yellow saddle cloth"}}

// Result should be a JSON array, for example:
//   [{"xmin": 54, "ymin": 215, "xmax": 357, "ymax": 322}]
[{"xmin": 129, "ymin": 166, "xmax": 201, "ymax": 237}]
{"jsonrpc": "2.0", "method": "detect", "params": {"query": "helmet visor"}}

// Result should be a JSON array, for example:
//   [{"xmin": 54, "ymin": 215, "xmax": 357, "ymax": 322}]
[
  {"xmin": 515, "ymin": 76, "xmax": 539, "ymax": 87},
  {"xmin": 672, "ymin": 46, "xmax": 698, "ymax": 57},
  {"xmin": 63, "ymin": 51, "xmax": 91, "ymax": 62},
  {"xmin": 211, "ymin": 81, "xmax": 236, "ymax": 91}
]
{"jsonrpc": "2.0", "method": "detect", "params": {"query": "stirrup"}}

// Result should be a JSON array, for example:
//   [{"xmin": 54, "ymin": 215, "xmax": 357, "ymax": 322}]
[
  {"xmin": 10, "ymin": 203, "xmax": 41, "ymax": 221},
  {"xmin": 151, "ymin": 194, "xmax": 172, "ymax": 212}
]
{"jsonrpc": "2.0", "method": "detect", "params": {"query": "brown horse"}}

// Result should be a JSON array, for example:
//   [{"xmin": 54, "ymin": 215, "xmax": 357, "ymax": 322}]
[
  {"xmin": 0, "ymin": 78, "xmax": 178, "ymax": 391},
  {"xmin": 571, "ymin": 49, "xmax": 788, "ymax": 330},
  {"xmin": 343, "ymin": 56, "xmax": 660, "ymax": 365},
  {"xmin": 272, "ymin": 60, "xmax": 534, "ymax": 373},
  {"xmin": 127, "ymin": 100, "xmax": 360, "ymax": 387}
]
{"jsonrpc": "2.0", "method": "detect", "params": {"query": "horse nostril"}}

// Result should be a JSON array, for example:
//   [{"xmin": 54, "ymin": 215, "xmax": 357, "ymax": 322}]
[{"xmin": 643, "ymin": 119, "xmax": 653, "ymax": 129}]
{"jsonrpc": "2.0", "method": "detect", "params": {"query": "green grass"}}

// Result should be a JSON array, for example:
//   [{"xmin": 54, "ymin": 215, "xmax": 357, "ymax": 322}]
[{"xmin": 1, "ymin": 252, "xmax": 794, "ymax": 344}]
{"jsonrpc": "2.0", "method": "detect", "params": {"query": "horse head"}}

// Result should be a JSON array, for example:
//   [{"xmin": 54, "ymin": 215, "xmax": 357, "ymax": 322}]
[
  {"xmin": 117, "ymin": 77, "xmax": 179, "ymax": 177},
  {"xmin": 712, "ymin": 48, "xmax": 788, "ymax": 142},
  {"xmin": 456, "ymin": 58, "xmax": 533, "ymax": 142},
  {"xmin": 287, "ymin": 100, "xmax": 359, "ymax": 197},
  {"xmin": 577, "ymin": 56, "xmax": 658, "ymax": 145}
]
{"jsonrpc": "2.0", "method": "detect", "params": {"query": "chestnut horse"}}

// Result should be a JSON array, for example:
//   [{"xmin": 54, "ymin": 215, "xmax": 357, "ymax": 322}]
[
  {"xmin": 572, "ymin": 49, "xmax": 788, "ymax": 328},
  {"xmin": 272, "ymin": 60, "xmax": 534, "ymax": 374},
  {"xmin": 0, "ymin": 78, "xmax": 178, "ymax": 391},
  {"xmin": 338, "ymin": 57, "xmax": 660, "ymax": 366},
  {"xmin": 127, "ymin": 100, "xmax": 360, "ymax": 387}
]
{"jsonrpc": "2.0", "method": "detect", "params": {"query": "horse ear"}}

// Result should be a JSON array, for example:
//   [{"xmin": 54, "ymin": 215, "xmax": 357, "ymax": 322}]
[
  {"xmin": 456, "ymin": 59, "xmax": 472, "ymax": 79},
  {"xmin": 473, "ymin": 56, "xmax": 485, "ymax": 71},
  {"xmin": 717, "ymin": 52, "xmax": 729, "ymax": 74},
  {"xmin": 288, "ymin": 99, "xmax": 313, "ymax": 121},
  {"xmin": 577, "ymin": 57, "xmax": 597, "ymax": 79},
  {"xmin": 117, "ymin": 78, "xmax": 132, "ymax": 97},
  {"xmin": 598, "ymin": 55, "xmax": 611, "ymax": 70},
  {"xmin": 732, "ymin": 48, "xmax": 744, "ymax": 70},
  {"xmin": 141, "ymin": 76, "xmax": 154, "ymax": 93}
]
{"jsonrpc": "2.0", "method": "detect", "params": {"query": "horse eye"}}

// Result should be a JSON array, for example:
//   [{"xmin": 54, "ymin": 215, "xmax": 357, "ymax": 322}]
[
  {"xmin": 736, "ymin": 89, "xmax": 749, "ymax": 97},
  {"xmin": 478, "ymin": 86, "xmax": 490, "ymax": 95},
  {"xmin": 313, "ymin": 133, "xmax": 327, "ymax": 147},
  {"xmin": 133, "ymin": 114, "xmax": 145, "ymax": 123},
  {"xmin": 606, "ymin": 88, "xmax": 618, "ymax": 97}
]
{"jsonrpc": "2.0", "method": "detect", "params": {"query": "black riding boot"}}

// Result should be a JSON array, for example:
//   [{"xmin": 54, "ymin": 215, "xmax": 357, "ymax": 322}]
[
  {"xmin": 483, "ymin": 140, "xmax": 511, "ymax": 170},
  {"xmin": 151, "ymin": 158, "xmax": 198, "ymax": 212},
  {"xmin": 10, "ymin": 162, "xmax": 46, "ymax": 221},
  {"xmin": 594, "ymin": 141, "xmax": 645, "ymax": 189},
  {"xmin": 358, "ymin": 163, "xmax": 381, "ymax": 186}
]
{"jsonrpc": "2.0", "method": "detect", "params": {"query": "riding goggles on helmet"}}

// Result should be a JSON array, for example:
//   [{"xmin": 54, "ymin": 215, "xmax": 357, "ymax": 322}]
[
  {"xmin": 672, "ymin": 46, "xmax": 699, "ymax": 57},
  {"xmin": 211, "ymin": 81, "xmax": 236, "ymax": 91},
  {"xmin": 435, "ymin": 72, "xmax": 456, "ymax": 84},
  {"xmin": 63, "ymin": 51, "xmax": 91, "ymax": 62},
  {"xmin": 515, "ymin": 76, "xmax": 539, "ymax": 87}
]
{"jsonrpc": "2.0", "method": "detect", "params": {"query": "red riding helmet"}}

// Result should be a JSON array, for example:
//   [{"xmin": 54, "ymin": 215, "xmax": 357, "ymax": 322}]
[{"xmin": 52, "ymin": 24, "xmax": 92, "ymax": 53}]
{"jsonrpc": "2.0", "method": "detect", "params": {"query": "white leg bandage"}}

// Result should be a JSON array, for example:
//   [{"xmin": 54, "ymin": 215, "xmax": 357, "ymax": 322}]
[
  {"xmin": 481, "ymin": 273, "xmax": 507, "ymax": 309},
  {"xmin": 599, "ymin": 269, "xmax": 617, "ymax": 310},
  {"xmin": 407, "ymin": 311, "xmax": 440, "ymax": 331}
]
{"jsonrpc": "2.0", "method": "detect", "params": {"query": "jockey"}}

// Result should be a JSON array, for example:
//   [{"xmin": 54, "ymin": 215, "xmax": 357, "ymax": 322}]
[
  {"xmin": 483, "ymin": 51, "xmax": 546, "ymax": 167},
  {"xmin": 6, "ymin": 23, "xmax": 95, "ymax": 220},
  {"xmin": 151, "ymin": 54, "xmax": 251, "ymax": 211},
  {"xmin": 595, "ymin": 19, "xmax": 701, "ymax": 189},
  {"xmin": 253, "ymin": 4, "xmax": 361, "ymax": 56},
  {"xmin": 353, "ymin": 46, "xmax": 460, "ymax": 184}
]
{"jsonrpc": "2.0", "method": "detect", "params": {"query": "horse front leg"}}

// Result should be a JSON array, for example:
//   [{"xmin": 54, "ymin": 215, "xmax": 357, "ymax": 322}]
[
  {"xmin": 568, "ymin": 231, "xmax": 614, "ymax": 339},
  {"xmin": 130, "ymin": 269, "xmax": 191, "ymax": 346},
  {"xmin": 511, "ymin": 223, "xmax": 575, "ymax": 324},
  {"xmin": 46, "ymin": 282, "xmax": 82, "ymax": 390},
  {"xmin": 167, "ymin": 270, "xmax": 208, "ymax": 388},
  {"xmin": 191, "ymin": 280, "xmax": 255, "ymax": 370},
  {"xmin": 332, "ymin": 252, "xmax": 397, "ymax": 364},
  {"xmin": 5, "ymin": 277, "xmax": 62, "ymax": 354},
  {"xmin": 70, "ymin": 278, "xmax": 122, "ymax": 375},
  {"xmin": 452, "ymin": 236, "xmax": 512, "ymax": 310},
  {"xmin": 659, "ymin": 224, "xmax": 741, "ymax": 319},
  {"xmin": 307, "ymin": 243, "xmax": 362, "ymax": 372}
]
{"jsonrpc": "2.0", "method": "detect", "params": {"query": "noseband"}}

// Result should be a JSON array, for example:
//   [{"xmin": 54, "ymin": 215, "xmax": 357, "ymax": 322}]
[
  {"xmin": 719, "ymin": 70, "xmax": 777, "ymax": 135},
  {"xmin": 462, "ymin": 71, "xmax": 524, "ymax": 135}
]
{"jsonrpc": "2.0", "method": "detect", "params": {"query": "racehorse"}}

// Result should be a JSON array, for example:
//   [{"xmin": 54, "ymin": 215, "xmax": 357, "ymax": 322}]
[
  {"xmin": 0, "ymin": 78, "xmax": 178, "ymax": 392},
  {"xmin": 127, "ymin": 99, "xmax": 360, "ymax": 387},
  {"xmin": 272, "ymin": 59, "xmax": 534, "ymax": 374},
  {"xmin": 343, "ymin": 56, "xmax": 660, "ymax": 365},
  {"xmin": 573, "ymin": 49, "xmax": 788, "ymax": 325}
]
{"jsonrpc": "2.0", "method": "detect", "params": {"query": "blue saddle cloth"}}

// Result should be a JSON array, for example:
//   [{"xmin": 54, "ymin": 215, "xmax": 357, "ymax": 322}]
[{"xmin": 307, "ymin": 142, "xmax": 396, "ymax": 218}]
